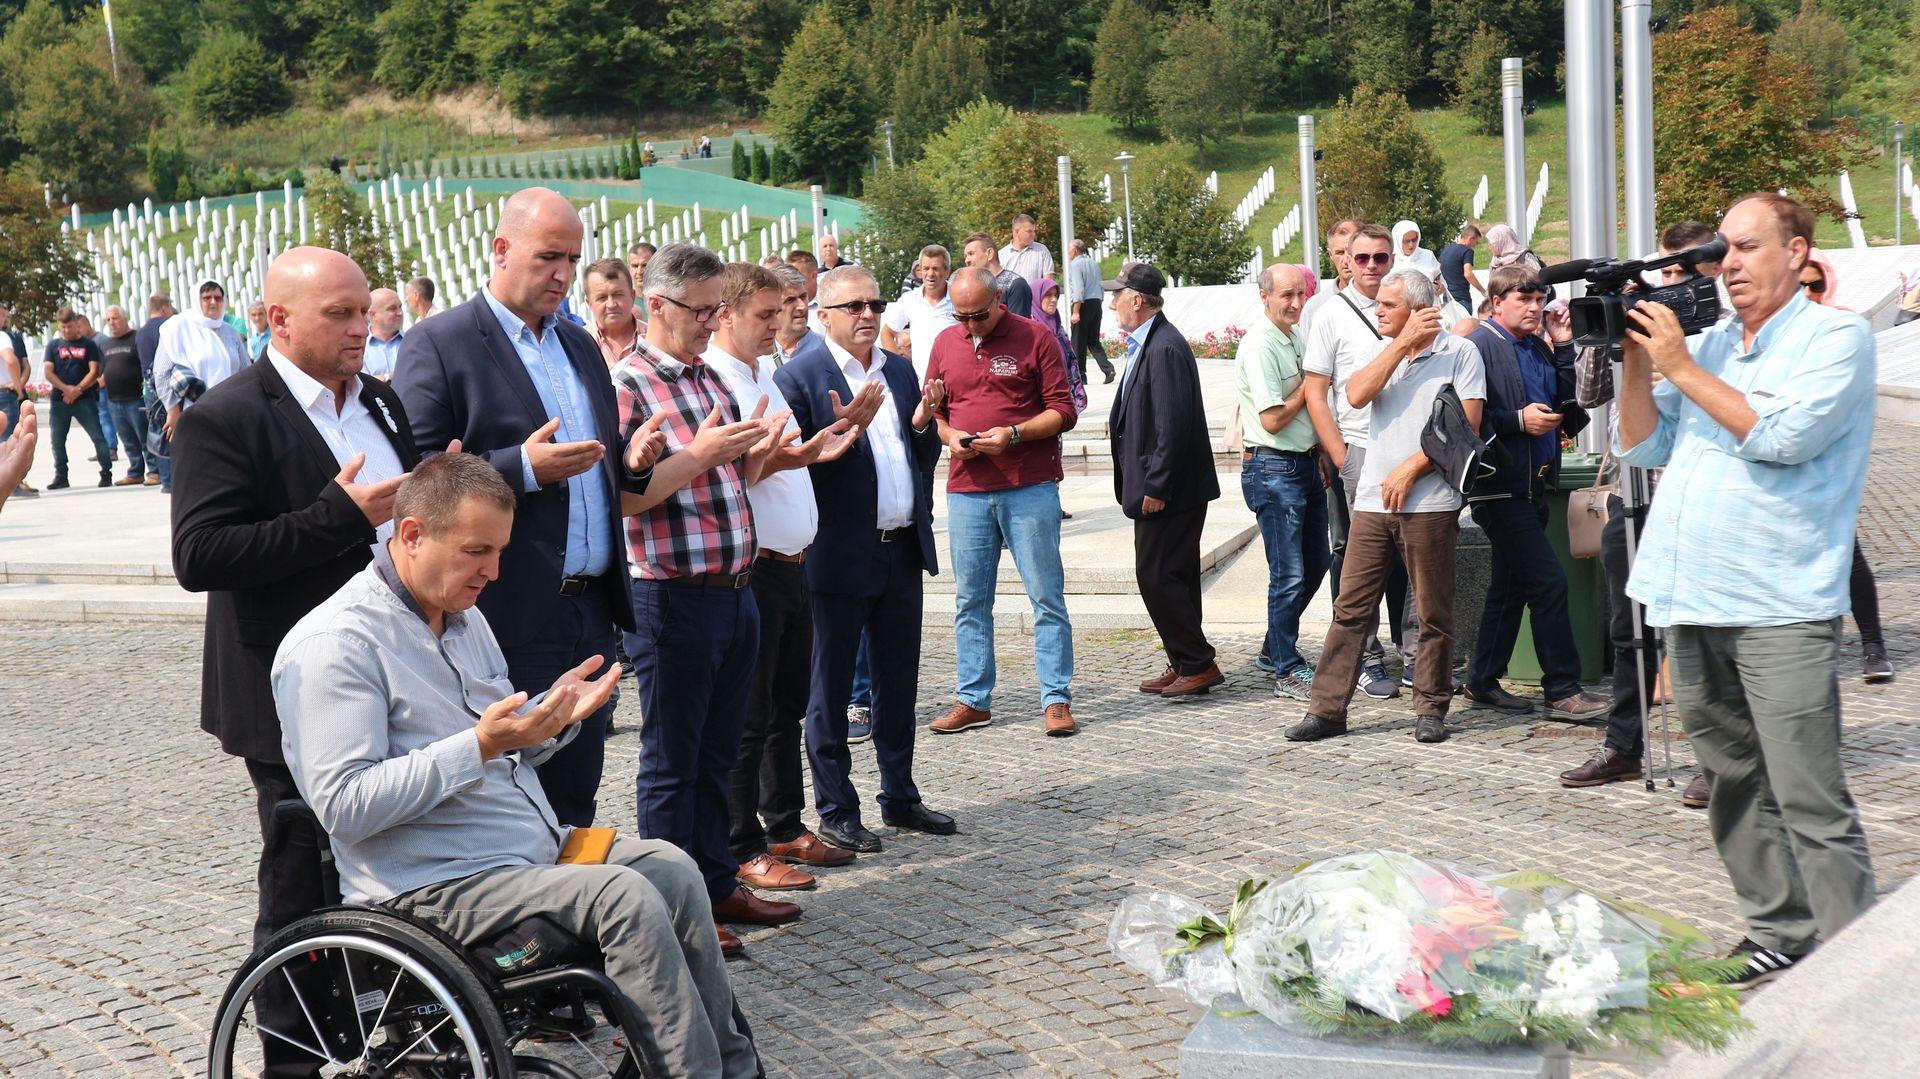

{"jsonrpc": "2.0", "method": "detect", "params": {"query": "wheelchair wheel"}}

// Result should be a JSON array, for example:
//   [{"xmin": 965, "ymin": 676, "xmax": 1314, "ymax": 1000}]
[{"xmin": 209, "ymin": 908, "xmax": 515, "ymax": 1078}]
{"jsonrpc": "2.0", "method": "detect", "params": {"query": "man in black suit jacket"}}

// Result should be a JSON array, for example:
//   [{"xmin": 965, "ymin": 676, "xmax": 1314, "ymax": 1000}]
[
  {"xmin": 1460, "ymin": 265, "xmax": 1606, "ymax": 721},
  {"xmin": 1104, "ymin": 263, "xmax": 1224, "ymax": 697},
  {"xmin": 172, "ymin": 247, "xmax": 421, "ymax": 1076},
  {"xmin": 394, "ymin": 188, "xmax": 662, "ymax": 828},
  {"xmin": 772, "ymin": 264, "xmax": 956, "ymax": 854}
]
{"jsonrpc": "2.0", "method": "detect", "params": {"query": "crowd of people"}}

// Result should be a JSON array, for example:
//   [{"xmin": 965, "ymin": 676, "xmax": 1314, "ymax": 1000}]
[{"xmin": 0, "ymin": 174, "xmax": 1893, "ymax": 1067}]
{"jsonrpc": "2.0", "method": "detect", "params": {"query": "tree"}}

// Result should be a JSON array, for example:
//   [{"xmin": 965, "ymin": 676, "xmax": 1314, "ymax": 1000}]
[
  {"xmin": 1337, "ymin": 0, "xmax": 1425, "ymax": 97},
  {"xmin": 1654, "ymin": 6, "xmax": 1866, "ymax": 225},
  {"xmin": 731, "ymin": 140, "xmax": 750, "ymax": 180},
  {"xmin": 751, "ymin": 142, "xmax": 770, "ymax": 182},
  {"xmin": 0, "ymin": 171, "xmax": 94, "ymax": 325},
  {"xmin": 147, "ymin": 137, "xmax": 191, "ymax": 203},
  {"xmin": 1090, "ymin": 0, "xmax": 1156, "ymax": 133},
  {"xmin": 1771, "ymin": 0, "xmax": 1860, "ymax": 109},
  {"xmin": 182, "ymin": 30, "xmax": 293, "ymax": 125},
  {"xmin": 917, "ymin": 98, "xmax": 1018, "ymax": 227},
  {"xmin": 769, "ymin": 144, "xmax": 798, "ymax": 186},
  {"xmin": 1212, "ymin": 0, "xmax": 1339, "ymax": 109},
  {"xmin": 1131, "ymin": 154, "xmax": 1250, "ymax": 285},
  {"xmin": 1316, "ymin": 84, "xmax": 1463, "ymax": 256},
  {"xmin": 892, "ymin": 12, "xmax": 991, "ymax": 164},
  {"xmin": 10, "ymin": 34, "xmax": 154, "ymax": 199},
  {"xmin": 292, "ymin": 0, "xmax": 384, "ymax": 78},
  {"xmin": 462, "ymin": 0, "xmax": 650, "ymax": 115},
  {"xmin": 1148, "ymin": 15, "xmax": 1243, "ymax": 148},
  {"xmin": 858, "ymin": 166, "xmax": 958, "ymax": 301},
  {"xmin": 1428, "ymin": 0, "xmax": 1560, "ymax": 94},
  {"xmin": 1447, "ymin": 23, "xmax": 1509, "ymax": 137},
  {"xmin": 108, "ymin": 0, "xmax": 206, "ymax": 81},
  {"xmin": 373, "ymin": 0, "xmax": 474, "ymax": 97},
  {"xmin": 305, "ymin": 172, "xmax": 405, "ymax": 288},
  {"xmin": 766, "ymin": 6, "xmax": 879, "ymax": 189},
  {"xmin": 961, "ymin": 113, "xmax": 1108, "ymax": 255}
]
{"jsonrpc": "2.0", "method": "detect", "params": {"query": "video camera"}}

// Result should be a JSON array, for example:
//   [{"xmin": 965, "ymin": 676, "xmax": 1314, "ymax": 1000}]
[{"xmin": 1537, "ymin": 235, "xmax": 1729, "ymax": 349}]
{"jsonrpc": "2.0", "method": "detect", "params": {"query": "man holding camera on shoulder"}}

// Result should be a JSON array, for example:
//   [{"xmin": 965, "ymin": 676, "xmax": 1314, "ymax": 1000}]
[{"xmin": 1614, "ymin": 193, "xmax": 1877, "ymax": 988}]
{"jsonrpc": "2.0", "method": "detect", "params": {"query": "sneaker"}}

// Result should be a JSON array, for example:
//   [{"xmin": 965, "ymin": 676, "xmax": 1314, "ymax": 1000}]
[
  {"xmin": 1273, "ymin": 667, "xmax": 1315, "ymax": 701},
  {"xmin": 847, "ymin": 706, "xmax": 872, "ymax": 744},
  {"xmin": 1559, "ymin": 744, "xmax": 1642, "ymax": 787},
  {"xmin": 1681, "ymin": 772, "xmax": 1711, "ymax": 808},
  {"xmin": 1414, "ymin": 715, "xmax": 1448, "ymax": 743},
  {"xmin": 1724, "ymin": 938, "xmax": 1803, "ymax": 989},
  {"xmin": 1863, "ymin": 643, "xmax": 1893, "ymax": 684},
  {"xmin": 1254, "ymin": 654, "xmax": 1276, "ymax": 674},
  {"xmin": 1360, "ymin": 662, "xmax": 1399, "ymax": 699},
  {"xmin": 1284, "ymin": 715, "xmax": 1348, "ymax": 742},
  {"xmin": 1402, "ymin": 660, "xmax": 1466, "ymax": 695},
  {"xmin": 930, "ymin": 701, "xmax": 992, "ymax": 734}
]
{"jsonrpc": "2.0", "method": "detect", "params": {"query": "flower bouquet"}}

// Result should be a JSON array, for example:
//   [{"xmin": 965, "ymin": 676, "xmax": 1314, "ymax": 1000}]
[{"xmin": 1110, "ymin": 851, "xmax": 1750, "ymax": 1054}]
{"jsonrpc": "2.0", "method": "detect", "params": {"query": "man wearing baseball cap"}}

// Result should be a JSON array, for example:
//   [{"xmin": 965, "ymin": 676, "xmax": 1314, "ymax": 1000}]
[{"xmin": 1104, "ymin": 263, "xmax": 1223, "ymax": 697}]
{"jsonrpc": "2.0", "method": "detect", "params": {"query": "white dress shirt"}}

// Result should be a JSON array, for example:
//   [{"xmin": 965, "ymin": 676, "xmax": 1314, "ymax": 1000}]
[
  {"xmin": 824, "ymin": 335, "xmax": 915, "ymax": 529},
  {"xmin": 703, "ymin": 344, "xmax": 820, "ymax": 556},
  {"xmin": 882, "ymin": 285, "xmax": 958, "ymax": 377},
  {"xmin": 268, "ymin": 348, "xmax": 406, "ymax": 542}
]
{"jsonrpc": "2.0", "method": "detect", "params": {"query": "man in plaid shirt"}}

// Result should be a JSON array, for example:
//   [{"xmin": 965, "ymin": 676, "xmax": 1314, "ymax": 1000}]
[{"xmin": 614, "ymin": 243, "xmax": 801, "ymax": 956}]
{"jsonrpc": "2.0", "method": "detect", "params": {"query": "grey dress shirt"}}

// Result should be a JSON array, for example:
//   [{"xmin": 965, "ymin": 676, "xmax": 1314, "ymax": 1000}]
[{"xmin": 274, "ymin": 545, "xmax": 577, "ymax": 905}]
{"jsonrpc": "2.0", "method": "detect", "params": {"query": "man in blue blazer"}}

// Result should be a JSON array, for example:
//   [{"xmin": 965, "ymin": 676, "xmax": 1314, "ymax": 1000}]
[
  {"xmin": 772, "ymin": 264, "xmax": 956, "ymax": 853},
  {"xmin": 1461, "ymin": 265, "xmax": 1606, "ymax": 722},
  {"xmin": 395, "ymin": 188, "xmax": 663, "ymax": 827}
]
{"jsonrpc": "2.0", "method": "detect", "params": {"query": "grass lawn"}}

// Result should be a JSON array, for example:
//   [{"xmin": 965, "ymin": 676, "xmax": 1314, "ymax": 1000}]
[{"xmin": 1049, "ymin": 104, "xmax": 1908, "ymax": 273}]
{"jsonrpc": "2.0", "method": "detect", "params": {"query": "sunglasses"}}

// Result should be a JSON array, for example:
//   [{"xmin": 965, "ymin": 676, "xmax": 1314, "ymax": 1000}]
[
  {"xmin": 659, "ymin": 294, "xmax": 724, "ymax": 323},
  {"xmin": 953, "ymin": 307, "xmax": 994, "ymax": 323},
  {"xmin": 823, "ymin": 299, "xmax": 889, "ymax": 315},
  {"xmin": 1350, "ymin": 252, "xmax": 1393, "ymax": 266},
  {"xmin": 1802, "ymin": 278, "xmax": 1827, "ymax": 294}
]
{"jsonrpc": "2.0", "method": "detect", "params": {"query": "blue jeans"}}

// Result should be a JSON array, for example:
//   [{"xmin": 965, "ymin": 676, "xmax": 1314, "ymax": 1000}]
[
  {"xmin": 105, "ymin": 398, "xmax": 147, "ymax": 476},
  {"xmin": 98, "ymin": 393, "xmax": 116, "ymax": 448},
  {"xmin": 948, "ymin": 481, "xmax": 1073, "ymax": 709},
  {"xmin": 1240, "ymin": 451, "xmax": 1331, "ymax": 673},
  {"xmin": 848, "ymin": 633, "xmax": 872, "ymax": 710}
]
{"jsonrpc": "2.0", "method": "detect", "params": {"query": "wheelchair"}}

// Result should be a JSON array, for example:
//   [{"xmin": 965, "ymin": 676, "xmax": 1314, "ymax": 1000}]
[{"xmin": 208, "ymin": 801, "xmax": 755, "ymax": 1078}]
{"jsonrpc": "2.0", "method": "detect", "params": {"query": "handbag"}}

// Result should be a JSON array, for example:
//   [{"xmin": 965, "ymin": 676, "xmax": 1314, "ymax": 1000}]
[
  {"xmin": 1420, "ymin": 350, "xmax": 1504, "ymax": 497},
  {"xmin": 1566, "ymin": 445, "xmax": 1615, "ymax": 559}
]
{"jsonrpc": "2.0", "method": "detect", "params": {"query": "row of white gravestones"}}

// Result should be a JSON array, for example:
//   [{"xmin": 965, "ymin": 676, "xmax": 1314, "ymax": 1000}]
[
  {"xmin": 1472, "ymin": 175, "xmax": 1491, "ymax": 220},
  {"xmin": 1526, "ymin": 162, "xmax": 1550, "ymax": 242},
  {"xmin": 1232, "ymin": 166, "xmax": 1278, "ymax": 228}
]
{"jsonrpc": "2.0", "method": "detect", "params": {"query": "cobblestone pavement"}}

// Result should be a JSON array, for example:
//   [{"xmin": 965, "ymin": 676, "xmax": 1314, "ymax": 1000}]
[{"xmin": 4, "ymin": 422, "xmax": 1918, "ymax": 1077}]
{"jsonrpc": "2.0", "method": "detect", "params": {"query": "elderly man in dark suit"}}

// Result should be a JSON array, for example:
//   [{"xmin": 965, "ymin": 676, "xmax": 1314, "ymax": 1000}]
[
  {"xmin": 172, "ymin": 246, "xmax": 422, "ymax": 1076},
  {"xmin": 772, "ymin": 264, "xmax": 956, "ymax": 854},
  {"xmin": 395, "ymin": 187, "xmax": 665, "ymax": 828},
  {"xmin": 1105, "ymin": 262, "xmax": 1223, "ymax": 697},
  {"xmin": 1460, "ymin": 265, "xmax": 1608, "ymax": 723}
]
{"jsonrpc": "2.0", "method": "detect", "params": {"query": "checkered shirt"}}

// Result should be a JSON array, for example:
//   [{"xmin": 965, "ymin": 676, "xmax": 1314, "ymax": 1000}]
[{"xmin": 613, "ymin": 342, "xmax": 756, "ymax": 579}]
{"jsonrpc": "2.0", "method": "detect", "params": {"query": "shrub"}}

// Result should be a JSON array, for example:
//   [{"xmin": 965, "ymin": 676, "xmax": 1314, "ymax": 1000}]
[{"xmin": 181, "ymin": 30, "xmax": 293, "ymax": 126}]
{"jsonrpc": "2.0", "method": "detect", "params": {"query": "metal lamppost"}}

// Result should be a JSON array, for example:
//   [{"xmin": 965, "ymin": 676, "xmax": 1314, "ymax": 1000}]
[
  {"xmin": 1502, "ymin": 58, "xmax": 1528, "ymax": 245},
  {"xmin": 882, "ymin": 121, "xmax": 895, "ymax": 171},
  {"xmin": 1621, "ymin": 0, "xmax": 1656, "ymax": 258},
  {"xmin": 1298, "ymin": 116, "xmax": 1320, "ymax": 276},
  {"xmin": 1896, "ymin": 121, "xmax": 1907, "ymax": 247},
  {"xmin": 1115, "ymin": 151, "xmax": 1135, "ymax": 261}
]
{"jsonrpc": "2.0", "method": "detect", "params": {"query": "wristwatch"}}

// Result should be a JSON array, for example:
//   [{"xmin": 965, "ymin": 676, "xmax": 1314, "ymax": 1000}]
[{"xmin": 1008, "ymin": 424, "xmax": 1022, "ymax": 445}]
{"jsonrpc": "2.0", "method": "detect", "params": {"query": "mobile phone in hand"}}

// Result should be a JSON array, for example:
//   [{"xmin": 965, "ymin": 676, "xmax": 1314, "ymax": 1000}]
[{"xmin": 958, "ymin": 434, "xmax": 979, "ymax": 448}]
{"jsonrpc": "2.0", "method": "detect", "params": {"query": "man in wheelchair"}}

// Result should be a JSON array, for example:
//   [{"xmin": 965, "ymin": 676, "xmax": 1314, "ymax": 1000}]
[{"xmin": 272, "ymin": 452, "xmax": 760, "ymax": 1077}]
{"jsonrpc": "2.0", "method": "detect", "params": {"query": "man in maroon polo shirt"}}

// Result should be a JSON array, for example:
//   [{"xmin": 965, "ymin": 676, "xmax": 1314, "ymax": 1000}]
[{"xmin": 925, "ymin": 266, "xmax": 1081, "ymax": 737}]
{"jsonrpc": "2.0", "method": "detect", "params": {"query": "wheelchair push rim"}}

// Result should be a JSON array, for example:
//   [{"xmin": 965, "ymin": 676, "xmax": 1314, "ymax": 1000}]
[{"xmin": 209, "ymin": 933, "xmax": 502, "ymax": 1078}]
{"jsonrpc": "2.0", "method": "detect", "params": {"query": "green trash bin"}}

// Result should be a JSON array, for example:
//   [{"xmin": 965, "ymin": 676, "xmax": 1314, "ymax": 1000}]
[{"xmin": 1504, "ymin": 449, "xmax": 1607, "ymax": 686}]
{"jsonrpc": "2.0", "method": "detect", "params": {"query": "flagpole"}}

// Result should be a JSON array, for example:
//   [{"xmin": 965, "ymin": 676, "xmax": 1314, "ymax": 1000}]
[{"xmin": 101, "ymin": 0, "xmax": 120, "ymax": 81}]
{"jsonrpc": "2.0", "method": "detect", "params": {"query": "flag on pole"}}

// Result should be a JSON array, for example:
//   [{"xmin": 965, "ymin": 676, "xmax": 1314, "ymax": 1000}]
[{"xmin": 101, "ymin": 1, "xmax": 120, "ymax": 80}]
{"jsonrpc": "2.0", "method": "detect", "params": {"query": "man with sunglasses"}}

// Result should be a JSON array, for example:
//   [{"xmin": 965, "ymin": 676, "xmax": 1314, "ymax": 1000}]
[
  {"xmin": 773, "ymin": 265, "xmax": 955, "ymax": 854},
  {"xmin": 1302, "ymin": 222, "xmax": 1417, "ymax": 699},
  {"xmin": 925, "ymin": 266, "xmax": 1080, "ymax": 738},
  {"xmin": 617, "ymin": 245, "xmax": 811, "ymax": 956},
  {"xmin": 1460, "ymin": 266, "xmax": 1606, "ymax": 722}
]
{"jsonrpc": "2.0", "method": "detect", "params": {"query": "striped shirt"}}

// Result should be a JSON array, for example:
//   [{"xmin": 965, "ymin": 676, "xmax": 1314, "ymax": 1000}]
[{"xmin": 613, "ymin": 342, "xmax": 756, "ymax": 579}]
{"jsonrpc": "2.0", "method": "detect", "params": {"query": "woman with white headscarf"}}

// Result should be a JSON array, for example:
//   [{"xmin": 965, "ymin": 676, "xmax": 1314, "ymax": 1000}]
[
  {"xmin": 155, "ymin": 279, "xmax": 248, "ymax": 438},
  {"xmin": 1391, "ymin": 220, "xmax": 1442, "ymax": 281}
]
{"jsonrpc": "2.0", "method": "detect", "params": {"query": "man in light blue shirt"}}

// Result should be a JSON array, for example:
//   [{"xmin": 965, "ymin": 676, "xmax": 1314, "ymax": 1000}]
[
  {"xmin": 1066, "ymin": 239, "xmax": 1114, "ymax": 382},
  {"xmin": 1616, "ymin": 194, "xmax": 1876, "ymax": 983},
  {"xmin": 362, "ymin": 288, "xmax": 406, "ymax": 378}
]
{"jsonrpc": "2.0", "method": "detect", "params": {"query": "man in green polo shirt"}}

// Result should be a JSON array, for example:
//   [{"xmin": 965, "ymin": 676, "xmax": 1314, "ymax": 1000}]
[{"xmin": 1235, "ymin": 263, "xmax": 1330, "ymax": 699}]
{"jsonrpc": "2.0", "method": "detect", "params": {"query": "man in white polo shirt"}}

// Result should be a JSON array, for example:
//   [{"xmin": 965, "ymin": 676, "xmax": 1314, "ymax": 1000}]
[
  {"xmin": 998, "ymin": 213, "xmax": 1055, "ymax": 288},
  {"xmin": 702, "ymin": 261, "xmax": 864, "ymax": 892},
  {"xmin": 880, "ymin": 244, "xmax": 958, "ymax": 378},
  {"xmin": 1302, "ymin": 221, "xmax": 1415, "ymax": 700}
]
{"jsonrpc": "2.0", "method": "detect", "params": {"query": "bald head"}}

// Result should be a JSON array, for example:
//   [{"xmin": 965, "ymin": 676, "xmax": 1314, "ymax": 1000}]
[
  {"xmin": 264, "ymin": 246, "xmax": 373, "ymax": 392},
  {"xmin": 1257, "ymin": 262, "xmax": 1308, "ymax": 334},
  {"xmin": 492, "ymin": 188, "xmax": 583, "ymax": 326},
  {"xmin": 369, "ymin": 287, "xmax": 404, "ymax": 338}
]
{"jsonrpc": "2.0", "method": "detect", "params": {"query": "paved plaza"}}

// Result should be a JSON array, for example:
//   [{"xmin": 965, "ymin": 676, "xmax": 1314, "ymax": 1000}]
[{"xmin": 2, "ymin": 422, "xmax": 1918, "ymax": 1076}]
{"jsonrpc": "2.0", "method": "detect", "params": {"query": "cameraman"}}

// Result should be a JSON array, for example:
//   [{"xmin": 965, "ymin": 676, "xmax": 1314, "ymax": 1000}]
[{"xmin": 1615, "ymin": 193, "xmax": 1876, "ymax": 986}]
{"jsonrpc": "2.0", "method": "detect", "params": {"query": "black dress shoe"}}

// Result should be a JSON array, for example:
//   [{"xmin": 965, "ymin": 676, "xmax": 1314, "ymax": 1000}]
[
  {"xmin": 818, "ymin": 819, "xmax": 883, "ymax": 853},
  {"xmin": 1284, "ymin": 715, "xmax": 1348, "ymax": 742},
  {"xmin": 881, "ymin": 804, "xmax": 957, "ymax": 835}
]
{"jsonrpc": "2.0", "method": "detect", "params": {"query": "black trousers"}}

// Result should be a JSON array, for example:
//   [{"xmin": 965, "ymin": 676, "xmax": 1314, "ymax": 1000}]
[
  {"xmin": 1073, "ymin": 300, "xmax": 1111, "ymax": 374},
  {"xmin": 245, "ymin": 758, "xmax": 335, "ymax": 1078},
  {"xmin": 1469, "ymin": 493, "xmax": 1584, "ymax": 701},
  {"xmin": 1135, "ymin": 505, "xmax": 1216, "ymax": 674},
  {"xmin": 729, "ymin": 557, "xmax": 812, "ymax": 859},
  {"xmin": 1601, "ymin": 495, "xmax": 1661, "ymax": 756},
  {"xmin": 1851, "ymin": 540, "xmax": 1883, "ymax": 649},
  {"xmin": 517, "ymin": 586, "xmax": 620, "ymax": 827}
]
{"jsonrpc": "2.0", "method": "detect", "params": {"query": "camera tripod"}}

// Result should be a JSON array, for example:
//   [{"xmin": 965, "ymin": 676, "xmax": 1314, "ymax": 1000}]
[{"xmin": 1609, "ymin": 347, "xmax": 1677, "ymax": 790}]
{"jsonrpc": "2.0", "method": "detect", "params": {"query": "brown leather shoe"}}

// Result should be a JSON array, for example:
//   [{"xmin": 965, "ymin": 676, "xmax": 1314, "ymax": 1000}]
[
  {"xmin": 930, "ymin": 700, "xmax": 992, "ymax": 734},
  {"xmin": 1139, "ymin": 666, "xmax": 1179, "ymax": 693},
  {"xmin": 712, "ymin": 886, "xmax": 802, "ymax": 925},
  {"xmin": 1546, "ymin": 690, "xmax": 1610, "ymax": 720},
  {"xmin": 736, "ymin": 853, "xmax": 816, "ymax": 891},
  {"xmin": 768, "ymin": 832, "xmax": 855, "ymax": 867},
  {"xmin": 1681, "ymin": 772, "xmax": 1711, "ymax": 808},
  {"xmin": 1043, "ymin": 702, "xmax": 1076, "ymax": 737},
  {"xmin": 141, "ymin": 474, "xmax": 159, "ymax": 486},
  {"xmin": 715, "ymin": 923, "xmax": 744, "ymax": 959},
  {"xmin": 1161, "ymin": 664, "xmax": 1225, "ymax": 698},
  {"xmin": 1559, "ymin": 744, "xmax": 1642, "ymax": 787},
  {"xmin": 113, "ymin": 474, "xmax": 143, "ymax": 486}
]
